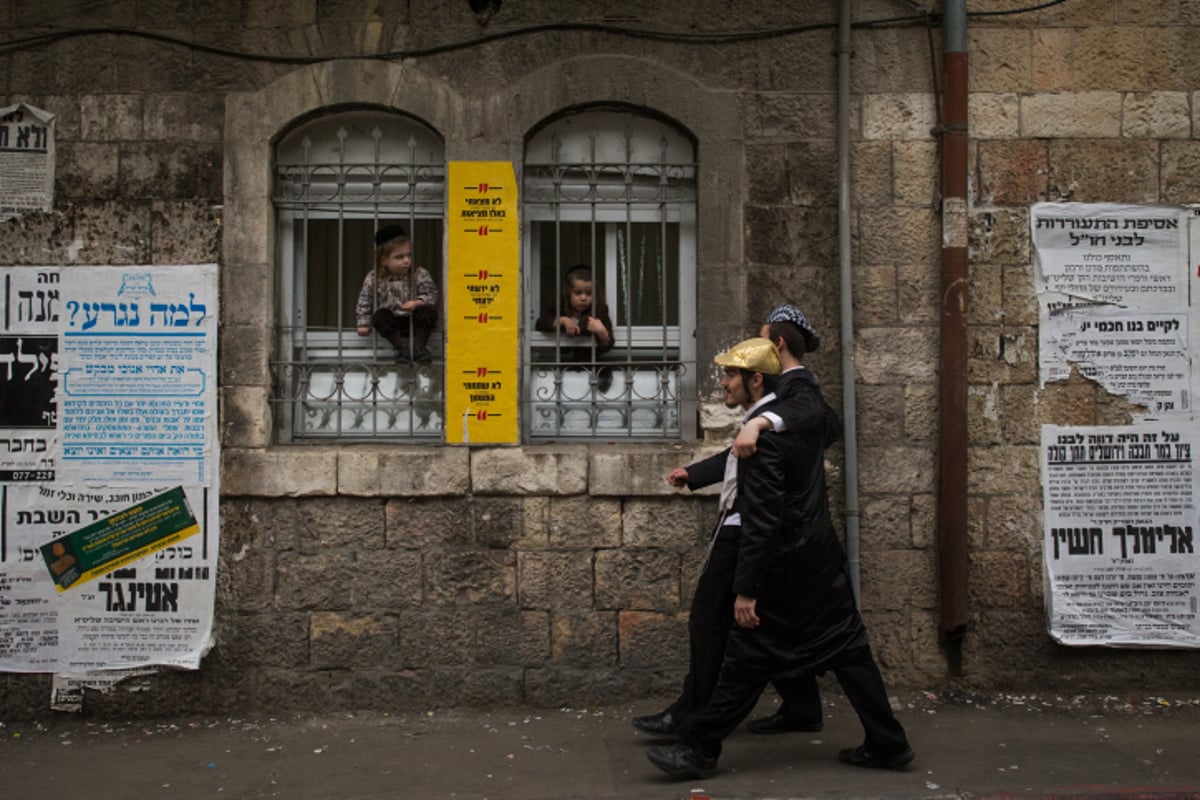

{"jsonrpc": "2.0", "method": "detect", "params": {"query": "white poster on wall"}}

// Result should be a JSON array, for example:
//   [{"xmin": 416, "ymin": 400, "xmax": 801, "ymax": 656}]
[
  {"xmin": 1041, "ymin": 422, "xmax": 1200, "ymax": 647},
  {"xmin": 0, "ymin": 103, "xmax": 55, "ymax": 219},
  {"xmin": 1032, "ymin": 202, "xmax": 1192, "ymax": 417},
  {"xmin": 0, "ymin": 265, "xmax": 218, "ymax": 676}
]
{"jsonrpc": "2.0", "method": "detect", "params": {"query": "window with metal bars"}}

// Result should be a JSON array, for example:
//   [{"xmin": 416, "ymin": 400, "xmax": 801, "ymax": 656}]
[
  {"xmin": 522, "ymin": 108, "xmax": 698, "ymax": 440},
  {"xmin": 271, "ymin": 110, "xmax": 446, "ymax": 441}
]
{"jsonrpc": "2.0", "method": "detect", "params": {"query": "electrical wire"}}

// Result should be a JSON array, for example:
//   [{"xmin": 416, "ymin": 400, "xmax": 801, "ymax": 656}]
[{"xmin": 0, "ymin": 1, "xmax": 1070, "ymax": 64}]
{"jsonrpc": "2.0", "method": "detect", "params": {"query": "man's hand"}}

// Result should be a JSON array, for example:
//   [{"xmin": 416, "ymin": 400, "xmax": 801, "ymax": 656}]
[
  {"xmin": 732, "ymin": 416, "xmax": 771, "ymax": 458},
  {"xmin": 666, "ymin": 467, "xmax": 689, "ymax": 487},
  {"xmin": 734, "ymin": 595, "xmax": 759, "ymax": 628}
]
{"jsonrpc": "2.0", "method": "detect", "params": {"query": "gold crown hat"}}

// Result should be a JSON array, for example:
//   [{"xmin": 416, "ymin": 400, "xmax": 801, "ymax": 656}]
[{"xmin": 713, "ymin": 337, "xmax": 782, "ymax": 375}]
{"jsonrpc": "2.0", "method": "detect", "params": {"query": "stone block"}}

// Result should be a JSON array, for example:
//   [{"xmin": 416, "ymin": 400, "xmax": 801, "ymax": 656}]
[
  {"xmin": 474, "ymin": 609, "xmax": 550, "ymax": 667},
  {"xmin": 893, "ymin": 140, "xmax": 939, "ymax": 207},
  {"xmin": 149, "ymin": 201, "xmax": 222, "ymax": 264},
  {"xmin": 1003, "ymin": 260, "xmax": 1039, "ymax": 326},
  {"xmin": 967, "ymin": 445, "xmax": 1040, "ymax": 495},
  {"xmin": 384, "ymin": 497, "xmax": 476, "ymax": 550},
  {"xmin": 852, "ymin": 140, "xmax": 893, "ymax": 209},
  {"xmin": 858, "ymin": 446, "xmax": 935, "ymax": 495},
  {"xmin": 423, "ymin": 550, "xmax": 516, "ymax": 605},
  {"xmin": 217, "ymin": 499, "xmax": 285, "ymax": 612},
  {"xmin": 429, "ymin": 667, "xmax": 524, "ymax": 706},
  {"xmin": 56, "ymin": 141, "xmax": 119, "ymax": 200},
  {"xmin": 143, "ymin": 92, "xmax": 225, "ymax": 142},
  {"xmin": 397, "ymin": 609, "xmax": 475, "ymax": 666},
  {"xmin": 523, "ymin": 665, "xmax": 663, "ymax": 707},
  {"xmin": 219, "ymin": 386, "xmax": 271, "ymax": 450},
  {"xmin": 743, "ymin": 92, "xmax": 837, "ymax": 139},
  {"xmin": 0, "ymin": 212, "xmax": 70, "ymax": 266},
  {"xmin": 904, "ymin": 383, "xmax": 938, "ymax": 444},
  {"xmin": 518, "ymin": 551, "xmax": 594, "ymax": 610},
  {"xmin": 978, "ymin": 140, "xmax": 1049, "ymax": 205},
  {"xmin": 473, "ymin": 497, "xmax": 527, "ymax": 549},
  {"xmin": 591, "ymin": 448, "xmax": 711, "ymax": 497},
  {"xmin": 1075, "ymin": 27, "xmax": 1146, "ymax": 90},
  {"xmin": 859, "ymin": 495, "xmax": 914, "ymax": 550},
  {"xmin": 851, "ymin": 28, "xmax": 937, "ymax": 93},
  {"xmin": 852, "ymin": 265, "xmax": 898, "ymax": 326},
  {"xmin": 967, "ymin": 326, "xmax": 1037, "ymax": 385},
  {"xmin": 217, "ymin": 259, "xmax": 272, "ymax": 329},
  {"xmin": 743, "ymin": 205, "xmax": 839, "ymax": 267},
  {"xmin": 547, "ymin": 496, "xmax": 621, "ymax": 548},
  {"xmin": 292, "ymin": 496, "xmax": 386, "ymax": 551},
  {"xmin": 310, "ymin": 611, "xmax": 398, "ymax": 669},
  {"xmin": 593, "ymin": 549, "xmax": 680, "ymax": 612},
  {"xmin": 857, "ymin": 384, "xmax": 905, "ymax": 444},
  {"xmin": 1161, "ymin": 141, "xmax": 1200, "ymax": 204},
  {"xmin": 1047, "ymin": 139, "xmax": 1160, "ymax": 203},
  {"xmin": 1144, "ymin": 28, "xmax": 1200, "ymax": 90},
  {"xmin": 969, "ymin": 207, "xmax": 1031, "ymax": 266},
  {"xmin": 550, "ymin": 611, "xmax": 618, "ymax": 667},
  {"xmin": 618, "ymin": 611, "xmax": 688, "ymax": 669},
  {"xmin": 986, "ymin": 494, "xmax": 1043, "ymax": 551},
  {"xmin": 1022, "ymin": 92, "xmax": 1122, "ymax": 138},
  {"xmin": 339, "ymin": 447, "xmax": 470, "ymax": 497},
  {"xmin": 859, "ymin": 549, "xmax": 937, "ymax": 612},
  {"xmin": 214, "ymin": 611, "xmax": 308, "ymax": 668},
  {"xmin": 275, "ymin": 550, "xmax": 356, "ymax": 610},
  {"xmin": 519, "ymin": 497, "xmax": 551, "ymax": 548},
  {"xmin": 73, "ymin": 201, "xmax": 151, "ymax": 264},
  {"xmin": 1122, "ymin": 92, "xmax": 1190, "ymax": 138},
  {"xmin": 862, "ymin": 93, "xmax": 937, "ymax": 141},
  {"xmin": 118, "ymin": 142, "xmax": 220, "ymax": 200},
  {"xmin": 970, "ymin": 93, "xmax": 1020, "ymax": 139},
  {"xmin": 860, "ymin": 609, "xmax": 909, "ymax": 672},
  {"xmin": 857, "ymin": 206, "xmax": 939, "ymax": 266},
  {"xmin": 911, "ymin": 493, "xmax": 936, "ymax": 550},
  {"xmin": 897, "ymin": 260, "xmax": 939, "ymax": 325},
  {"xmin": 908, "ymin": 610, "xmax": 947, "ymax": 679},
  {"xmin": 80, "ymin": 93, "xmax": 143, "ymax": 140},
  {"xmin": 1032, "ymin": 29, "xmax": 1073, "ymax": 91},
  {"xmin": 221, "ymin": 448, "xmax": 337, "ymax": 496},
  {"xmin": 969, "ymin": 28, "xmax": 1032, "ymax": 92},
  {"xmin": 746, "ymin": 141, "xmax": 838, "ymax": 207},
  {"xmin": 622, "ymin": 498, "xmax": 706, "ymax": 550},
  {"xmin": 854, "ymin": 327, "xmax": 938, "ymax": 385},
  {"xmin": 218, "ymin": 323, "xmax": 270, "ymax": 386},
  {"xmin": 471, "ymin": 446, "xmax": 587, "ymax": 494},
  {"xmin": 968, "ymin": 551, "xmax": 1031, "ymax": 609}
]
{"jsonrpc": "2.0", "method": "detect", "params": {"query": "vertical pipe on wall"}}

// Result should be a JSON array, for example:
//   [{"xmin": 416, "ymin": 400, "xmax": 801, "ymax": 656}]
[
  {"xmin": 836, "ymin": 0, "xmax": 861, "ymax": 604},
  {"xmin": 939, "ymin": 0, "xmax": 970, "ymax": 655}
]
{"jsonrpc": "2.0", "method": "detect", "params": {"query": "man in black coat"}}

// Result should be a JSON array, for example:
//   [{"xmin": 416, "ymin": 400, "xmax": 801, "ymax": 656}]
[{"xmin": 647, "ymin": 337, "xmax": 914, "ymax": 780}]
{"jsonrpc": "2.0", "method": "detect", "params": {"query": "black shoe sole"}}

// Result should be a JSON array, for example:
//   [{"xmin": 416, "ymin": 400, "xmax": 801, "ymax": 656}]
[{"xmin": 646, "ymin": 749, "xmax": 716, "ymax": 780}]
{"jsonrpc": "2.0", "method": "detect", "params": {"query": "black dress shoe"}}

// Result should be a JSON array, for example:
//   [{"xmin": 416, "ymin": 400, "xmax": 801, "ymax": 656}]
[
  {"xmin": 837, "ymin": 744, "xmax": 915, "ymax": 770},
  {"xmin": 646, "ymin": 744, "xmax": 717, "ymax": 779},
  {"xmin": 747, "ymin": 710, "xmax": 823, "ymax": 735},
  {"xmin": 631, "ymin": 710, "xmax": 680, "ymax": 736}
]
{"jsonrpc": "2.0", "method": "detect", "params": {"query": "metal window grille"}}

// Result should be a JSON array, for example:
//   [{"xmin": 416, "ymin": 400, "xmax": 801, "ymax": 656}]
[
  {"xmin": 522, "ymin": 110, "xmax": 698, "ymax": 440},
  {"xmin": 271, "ymin": 111, "xmax": 446, "ymax": 441}
]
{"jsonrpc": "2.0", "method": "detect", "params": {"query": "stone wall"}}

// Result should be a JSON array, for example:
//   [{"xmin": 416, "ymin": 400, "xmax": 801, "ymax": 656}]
[{"xmin": 2, "ymin": 0, "xmax": 1200, "ymax": 717}]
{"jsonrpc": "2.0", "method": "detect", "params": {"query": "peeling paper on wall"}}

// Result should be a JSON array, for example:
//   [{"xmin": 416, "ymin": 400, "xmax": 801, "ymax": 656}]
[{"xmin": 1032, "ymin": 202, "xmax": 1196, "ymax": 418}]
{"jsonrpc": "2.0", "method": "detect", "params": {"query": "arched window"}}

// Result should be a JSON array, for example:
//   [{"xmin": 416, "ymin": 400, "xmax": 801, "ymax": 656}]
[
  {"xmin": 272, "ymin": 109, "xmax": 446, "ymax": 441},
  {"xmin": 523, "ymin": 108, "xmax": 697, "ymax": 439}
]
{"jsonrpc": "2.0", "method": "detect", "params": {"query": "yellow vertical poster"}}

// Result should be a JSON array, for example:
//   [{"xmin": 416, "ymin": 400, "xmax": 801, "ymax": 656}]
[{"xmin": 446, "ymin": 162, "xmax": 520, "ymax": 443}]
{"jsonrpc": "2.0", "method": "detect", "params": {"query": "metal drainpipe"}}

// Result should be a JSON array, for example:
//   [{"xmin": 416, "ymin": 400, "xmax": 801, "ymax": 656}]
[
  {"xmin": 939, "ymin": 0, "xmax": 970, "ymax": 657},
  {"xmin": 836, "ymin": 0, "xmax": 861, "ymax": 604}
]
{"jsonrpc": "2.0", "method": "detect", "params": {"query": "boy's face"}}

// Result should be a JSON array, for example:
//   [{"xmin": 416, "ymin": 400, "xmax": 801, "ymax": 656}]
[
  {"xmin": 381, "ymin": 242, "xmax": 413, "ymax": 275},
  {"xmin": 720, "ymin": 367, "xmax": 752, "ymax": 409},
  {"xmin": 568, "ymin": 278, "xmax": 593, "ymax": 313}
]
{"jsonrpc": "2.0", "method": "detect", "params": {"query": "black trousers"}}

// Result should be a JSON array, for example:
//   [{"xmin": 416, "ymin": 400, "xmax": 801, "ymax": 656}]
[
  {"xmin": 372, "ymin": 307, "xmax": 437, "ymax": 349},
  {"xmin": 665, "ymin": 524, "xmax": 822, "ymax": 725},
  {"xmin": 679, "ymin": 639, "xmax": 910, "ymax": 760}
]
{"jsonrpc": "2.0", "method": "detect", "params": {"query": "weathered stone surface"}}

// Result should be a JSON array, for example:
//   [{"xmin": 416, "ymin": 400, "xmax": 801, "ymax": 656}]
[
  {"xmin": 523, "ymin": 665, "xmax": 667, "ymax": 707},
  {"xmin": 852, "ymin": 265, "xmax": 899, "ymax": 326},
  {"xmin": 618, "ymin": 611, "xmax": 688, "ymax": 669},
  {"xmin": 967, "ymin": 326, "xmax": 1038, "ymax": 385},
  {"xmin": 859, "ymin": 446, "xmax": 935, "ymax": 496},
  {"xmin": 551, "ymin": 611, "xmax": 618, "ymax": 666},
  {"xmin": 746, "ymin": 141, "xmax": 838, "ymax": 207},
  {"xmin": 1075, "ymin": 27, "xmax": 1146, "ymax": 91},
  {"xmin": 215, "ymin": 611, "xmax": 308, "ymax": 668},
  {"xmin": 545, "ymin": 495, "xmax": 621, "ymax": 548},
  {"xmin": 743, "ymin": 92, "xmax": 838, "ymax": 139},
  {"xmin": 970, "ymin": 93, "xmax": 1020, "ymax": 139},
  {"xmin": 967, "ymin": 445, "xmax": 1041, "ymax": 495},
  {"xmin": 56, "ymin": 141, "xmax": 119, "ymax": 200},
  {"xmin": 73, "ymin": 201, "xmax": 151, "ymax": 264},
  {"xmin": 518, "ymin": 551, "xmax": 595, "ymax": 610},
  {"xmin": 968, "ymin": 383, "xmax": 1003, "ymax": 445},
  {"xmin": 1122, "ymin": 92, "xmax": 1191, "ymax": 138},
  {"xmin": 859, "ymin": 550, "xmax": 937, "ymax": 612},
  {"xmin": 80, "ymin": 93, "xmax": 144, "ymax": 139},
  {"xmin": 218, "ymin": 498, "xmax": 290, "ymax": 611},
  {"xmin": 970, "ymin": 207, "xmax": 1031, "ymax": 266},
  {"xmin": 429, "ymin": 667, "xmax": 525, "ymax": 706},
  {"xmin": 475, "ymin": 609, "xmax": 550, "ymax": 666},
  {"xmin": 220, "ymin": 386, "xmax": 271, "ymax": 450},
  {"xmin": 423, "ymin": 550, "xmax": 516, "ymax": 605},
  {"xmin": 985, "ymin": 494, "xmax": 1043, "ymax": 551},
  {"xmin": 591, "ymin": 449, "xmax": 712, "ymax": 497},
  {"xmin": 310, "ymin": 611, "xmax": 398, "ymax": 669},
  {"xmin": 968, "ymin": 551, "xmax": 1030, "ymax": 609},
  {"xmin": 340, "ymin": 447, "xmax": 470, "ymax": 497},
  {"xmin": 1022, "ymin": 92, "xmax": 1122, "ymax": 139},
  {"xmin": 743, "ymin": 205, "xmax": 839, "ymax": 267},
  {"xmin": 621, "ymin": 498, "xmax": 706, "ymax": 550},
  {"xmin": 859, "ymin": 495, "xmax": 914, "ymax": 550},
  {"xmin": 1032, "ymin": 30, "xmax": 1073, "ymax": 91},
  {"xmin": 1161, "ymin": 140, "xmax": 1200, "ymax": 204},
  {"xmin": 978, "ymin": 140, "xmax": 1049, "ymax": 205},
  {"xmin": 893, "ymin": 140, "xmax": 938, "ymax": 207},
  {"xmin": 1047, "ymin": 139, "xmax": 1160, "ymax": 203},
  {"xmin": 471, "ymin": 447, "xmax": 587, "ymax": 494},
  {"xmin": 292, "ymin": 496, "xmax": 385, "ymax": 551},
  {"xmin": 149, "ymin": 200, "xmax": 223, "ymax": 264},
  {"xmin": 854, "ymin": 327, "xmax": 939, "ymax": 385},
  {"xmin": 396, "ymin": 609, "xmax": 475, "ymax": 666},
  {"xmin": 594, "ymin": 549, "xmax": 680, "ymax": 612},
  {"xmin": 851, "ymin": 140, "xmax": 893, "ymax": 209},
  {"xmin": 969, "ymin": 28, "xmax": 1032, "ymax": 93},
  {"xmin": 857, "ymin": 206, "xmax": 939, "ymax": 266},
  {"xmin": 861, "ymin": 93, "xmax": 937, "ymax": 141},
  {"xmin": 221, "ymin": 448, "xmax": 337, "ymax": 496}
]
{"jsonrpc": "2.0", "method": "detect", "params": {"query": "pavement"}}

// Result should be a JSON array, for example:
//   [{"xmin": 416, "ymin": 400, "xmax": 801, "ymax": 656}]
[{"xmin": 3, "ymin": 687, "xmax": 1200, "ymax": 800}]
